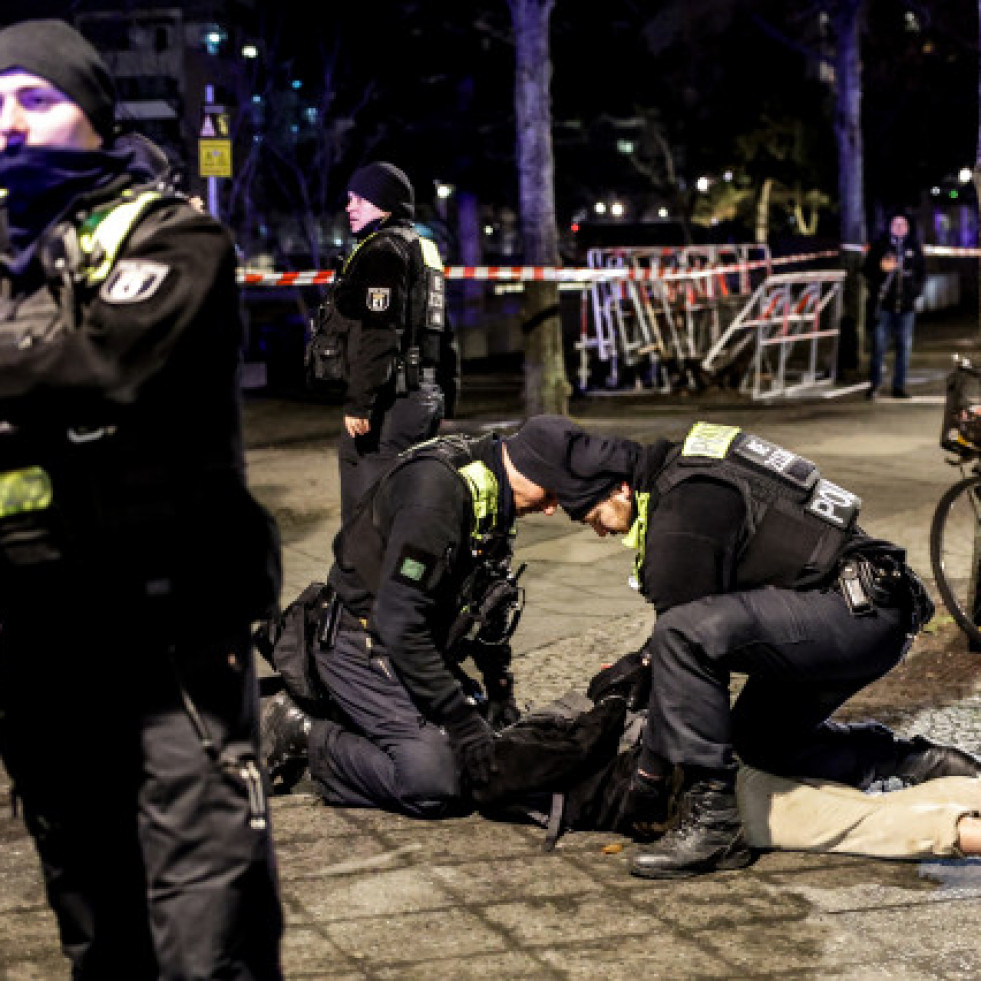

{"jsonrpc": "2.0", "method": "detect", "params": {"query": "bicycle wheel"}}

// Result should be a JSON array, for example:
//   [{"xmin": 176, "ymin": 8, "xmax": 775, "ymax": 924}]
[{"xmin": 930, "ymin": 474, "xmax": 981, "ymax": 648}]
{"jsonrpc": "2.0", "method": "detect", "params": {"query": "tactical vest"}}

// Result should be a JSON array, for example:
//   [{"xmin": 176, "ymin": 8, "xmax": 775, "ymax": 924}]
[
  {"xmin": 0, "ymin": 188, "xmax": 164, "ymax": 351},
  {"xmin": 650, "ymin": 422, "xmax": 861, "ymax": 590},
  {"xmin": 311, "ymin": 225, "xmax": 445, "ymax": 389},
  {"xmin": 0, "ymin": 189, "xmax": 168, "ymax": 538},
  {"xmin": 336, "ymin": 434, "xmax": 508, "ymax": 598}
]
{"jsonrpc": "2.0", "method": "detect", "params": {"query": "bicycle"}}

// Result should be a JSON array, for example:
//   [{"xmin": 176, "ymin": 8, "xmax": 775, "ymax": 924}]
[{"xmin": 930, "ymin": 353, "xmax": 981, "ymax": 648}]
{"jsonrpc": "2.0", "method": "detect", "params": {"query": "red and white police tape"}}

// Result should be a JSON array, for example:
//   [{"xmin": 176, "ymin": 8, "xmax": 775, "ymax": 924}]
[{"xmin": 235, "ymin": 244, "xmax": 978, "ymax": 288}]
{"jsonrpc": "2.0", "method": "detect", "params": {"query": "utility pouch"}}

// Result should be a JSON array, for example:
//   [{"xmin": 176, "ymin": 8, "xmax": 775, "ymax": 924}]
[
  {"xmin": 394, "ymin": 357, "xmax": 408, "ymax": 396},
  {"xmin": 318, "ymin": 590, "xmax": 342, "ymax": 649},
  {"xmin": 405, "ymin": 346, "xmax": 421, "ymax": 391},
  {"xmin": 305, "ymin": 302, "xmax": 349, "ymax": 387}
]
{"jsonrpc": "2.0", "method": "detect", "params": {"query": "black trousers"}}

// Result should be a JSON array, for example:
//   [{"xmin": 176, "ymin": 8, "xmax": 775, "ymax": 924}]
[
  {"xmin": 308, "ymin": 623, "xmax": 460, "ymax": 816},
  {"xmin": 643, "ymin": 586, "xmax": 909, "ymax": 775},
  {"xmin": 0, "ymin": 597, "xmax": 283, "ymax": 980},
  {"xmin": 338, "ymin": 383, "xmax": 443, "ymax": 522}
]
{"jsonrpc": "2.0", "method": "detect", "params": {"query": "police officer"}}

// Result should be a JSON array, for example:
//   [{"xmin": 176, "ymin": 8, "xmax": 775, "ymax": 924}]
[
  {"xmin": 264, "ymin": 421, "xmax": 564, "ymax": 816},
  {"xmin": 509, "ymin": 416, "xmax": 933, "ymax": 878},
  {"xmin": 0, "ymin": 20, "xmax": 283, "ymax": 977},
  {"xmin": 326, "ymin": 161, "xmax": 455, "ymax": 521}
]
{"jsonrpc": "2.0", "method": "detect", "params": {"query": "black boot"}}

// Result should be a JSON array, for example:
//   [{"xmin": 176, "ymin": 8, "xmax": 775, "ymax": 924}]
[
  {"xmin": 891, "ymin": 735, "xmax": 981, "ymax": 785},
  {"xmin": 630, "ymin": 779, "xmax": 753, "ymax": 879},
  {"xmin": 260, "ymin": 691, "xmax": 313, "ymax": 794}
]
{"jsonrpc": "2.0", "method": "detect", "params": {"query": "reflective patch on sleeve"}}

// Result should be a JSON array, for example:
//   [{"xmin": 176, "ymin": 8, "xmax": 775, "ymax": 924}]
[
  {"xmin": 99, "ymin": 260, "xmax": 170, "ymax": 304},
  {"xmin": 393, "ymin": 544, "xmax": 440, "ymax": 590},
  {"xmin": 681, "ymin": 422, "xmax": 741, "ymax": 459},
  {"xmin": 419, "ymin": 237, "xmax": 444, "ymax": 270},
  {"xmin": 366, "ymin": 287, "xmax": 391, "ymax": 312},
  {"xmin": 0, "ymin": 466, "xmax": 53, "ymax": 518}
]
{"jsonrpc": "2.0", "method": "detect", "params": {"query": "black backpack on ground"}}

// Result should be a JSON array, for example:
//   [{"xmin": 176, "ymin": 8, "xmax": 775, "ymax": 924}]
[{"xmin": 474, "ymin": 691, "xmax": 648, "ymax": 850}]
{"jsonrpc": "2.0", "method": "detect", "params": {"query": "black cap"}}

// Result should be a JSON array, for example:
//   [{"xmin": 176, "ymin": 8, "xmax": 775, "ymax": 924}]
[
  {"xmin": 505, "ymin": 415, "xmax": 639, "ymax": 520},
  {"xmin": 348, "ymin": 161, "xmax": 414, "ymax": 219},
  {"xmin": 0, "ymin": 19, "xmax": 116, "ymax": 142}
]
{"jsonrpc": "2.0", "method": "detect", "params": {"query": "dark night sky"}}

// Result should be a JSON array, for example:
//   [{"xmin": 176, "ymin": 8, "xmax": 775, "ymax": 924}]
[{"xmin": 2, "ymin": 0, "xmax": 979, "ymax": 232}]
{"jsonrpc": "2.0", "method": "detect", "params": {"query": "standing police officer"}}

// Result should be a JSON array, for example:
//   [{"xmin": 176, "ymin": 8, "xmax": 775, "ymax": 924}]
[
  {"xmin": 508, "ymin": 416, "xmax": 932, "ymax": 879},
  {"xmin": 318, "ymin": 161, "xmax": 453, "ymax": 521},
  {"xmin": 0, "ymin": 20, "xmax": 283, "ymax": 977},
  {"xmin": 264, "ymin": 421, "xmax": 565, "ymax": 816}
]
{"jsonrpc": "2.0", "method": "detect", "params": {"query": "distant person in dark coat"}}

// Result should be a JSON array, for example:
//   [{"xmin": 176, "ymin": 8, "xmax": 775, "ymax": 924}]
[{"xmin": 863, "ymin": 212, "xmax": 926, "ymax": 400}]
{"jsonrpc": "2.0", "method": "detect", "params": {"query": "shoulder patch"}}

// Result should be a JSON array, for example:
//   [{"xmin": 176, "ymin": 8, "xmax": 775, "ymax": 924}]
[
  {"xmin": 100, "ymin": 260, "xmax": 170, "ymax": 304},
  {"xmin": 366, "ymin": 287, "xmax": 391, "ymax": 312},
  {"xmin": 392, "ymin": 543, "xmax": 441, "ymax": 590},
  {"xmin": 682, "ymin": 422, "xmax": 741, "ymax": 459}
]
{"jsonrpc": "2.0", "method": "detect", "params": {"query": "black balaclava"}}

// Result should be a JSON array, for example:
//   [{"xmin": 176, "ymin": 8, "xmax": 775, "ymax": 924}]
[
  {"xmin": 348, "ymin": 162, "xmax": 415, "ymax": 221},
  {"xmin": 505, "ymin": 415, "xmax": 640, "ymax": 520},
  {"xmin": 0, "ymin": 19, "xmax": 117, "ymax": 142}
]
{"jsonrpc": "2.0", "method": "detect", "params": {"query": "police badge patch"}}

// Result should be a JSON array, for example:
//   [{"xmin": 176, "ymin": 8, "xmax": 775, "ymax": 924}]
[
  {"xmin": 100, "ymin": 260, "xmax": 170, "ymax": 304},
  {"xmin": 366, "ymin": 287, "xmax": 391, "ymax": 312}
]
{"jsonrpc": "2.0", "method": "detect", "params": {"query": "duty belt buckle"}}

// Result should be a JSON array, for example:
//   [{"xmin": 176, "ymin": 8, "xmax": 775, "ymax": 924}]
[{"xmin": 839, "ymin": 559, "xmax": 873, "ymax": 615}]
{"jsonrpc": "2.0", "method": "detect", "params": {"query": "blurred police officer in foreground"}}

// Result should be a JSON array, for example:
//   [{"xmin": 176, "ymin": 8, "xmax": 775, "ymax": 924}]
[
  {"xmin": 315, "ymin": 160, "xmax": 455, "ymax": 522},
  {"xmin": 0, "ymin": 19, "xmax": 283, "ymax": 977},
  {"xmin": 263, "ymin": 420, "xmax": 568, "ymax": 816},
  {"xmin": 514, "ymin": 416, "xmax": 933, "ymax": 879}
]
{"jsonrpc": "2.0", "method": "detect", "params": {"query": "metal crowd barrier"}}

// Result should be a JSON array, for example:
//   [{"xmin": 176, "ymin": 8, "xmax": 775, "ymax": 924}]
[
  {"xmin": 577, "ymin": 244, "xmax": 848, "ymax": 399},
  {"xmin": 702, "ymin": 269, "xmax": 846, "ymax": 399}
]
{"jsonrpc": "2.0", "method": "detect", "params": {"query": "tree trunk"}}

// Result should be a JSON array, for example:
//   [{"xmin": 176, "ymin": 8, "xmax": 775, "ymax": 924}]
[
  {"xmin": 508, "ymin": 0, "xmax": 570, "ymax": 415},
  {"xmin": 833, "ymin": 0, "xmax": 867, "ymax": 380},
  {"xmin": 756, "ymin": 178, "xmax": 773, "ymax": 244}
]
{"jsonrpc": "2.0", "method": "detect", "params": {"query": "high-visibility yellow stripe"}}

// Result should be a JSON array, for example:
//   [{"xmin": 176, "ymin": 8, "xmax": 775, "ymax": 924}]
[{"xmin": 0, "ymin": 466, "xmax": 53, "ymax": 518}]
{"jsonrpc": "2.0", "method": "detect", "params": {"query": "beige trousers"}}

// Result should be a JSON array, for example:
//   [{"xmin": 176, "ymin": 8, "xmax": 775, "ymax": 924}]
[{"xmin": 737, "ymin": 766, "xmax": 981, "ymax": 859}]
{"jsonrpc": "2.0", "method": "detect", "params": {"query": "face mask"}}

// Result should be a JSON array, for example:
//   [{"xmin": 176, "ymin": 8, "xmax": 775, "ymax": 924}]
[{"xmin": 0, "ymin": 144, "xmax": 129, "ymax": 272}]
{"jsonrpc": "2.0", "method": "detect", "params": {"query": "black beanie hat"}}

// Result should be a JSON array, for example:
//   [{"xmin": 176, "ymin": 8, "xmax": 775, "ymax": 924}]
[
  {"xmin": 505, "ymin": 415, "xmax": 640, "ymax": 520},
  {"xmin": 348, "ymin": 162, "xmax": 414, "ymax": 219},
  {"xmin": 0, "ymin": 19, "xmax": 116, "ymax": 142}
]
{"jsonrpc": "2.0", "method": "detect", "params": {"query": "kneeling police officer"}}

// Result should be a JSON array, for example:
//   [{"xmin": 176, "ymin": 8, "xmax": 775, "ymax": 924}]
[
  {"xmin": 265, "ymin": 421, "xmax": 572, "ymax": 816},
  {"xmin": 508, "ymin": 416, "xmax": 933, "ymax": 878}
]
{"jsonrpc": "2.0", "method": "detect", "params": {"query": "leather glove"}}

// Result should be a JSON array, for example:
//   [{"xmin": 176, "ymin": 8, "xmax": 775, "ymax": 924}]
[
  {"xmin": 613, "ymin": 770, "xmax": 672, "ymax": 839},
  {"xmin": 444, "ymin": 705, "xmax": 497, "ymax": 788},
  {"xmin": 586, "ymin": 647, "xmax": 652, "ymax": 711}
]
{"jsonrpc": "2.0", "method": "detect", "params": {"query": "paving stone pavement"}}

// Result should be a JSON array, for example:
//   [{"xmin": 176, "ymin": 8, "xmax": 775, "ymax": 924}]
[{"xmin": 4, "ymin": 313, "xmax": 981, "ymax": 978}]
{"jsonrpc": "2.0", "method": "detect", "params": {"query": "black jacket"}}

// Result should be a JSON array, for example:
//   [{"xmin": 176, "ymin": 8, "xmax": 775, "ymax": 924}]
[
  {"xmin": 329, "ymin": 434, "xmax": 514, "ymax": 721},
  {"xmin": 0, "ymin": 159, "xmax": 280, "ymax": 627},
  {"xmin": 333, "ymin": 218, "xmax": 424, "ymax": 418},
  {"xmin": 862, "ymin": 231, "xmax": 925, "ymax": 315}
]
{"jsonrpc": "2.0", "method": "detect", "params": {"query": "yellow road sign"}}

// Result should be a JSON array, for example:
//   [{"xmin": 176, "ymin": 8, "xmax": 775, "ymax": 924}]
[{"xmin": 199, "ymin": 139, "xmax": 232, "ymax": 178}]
